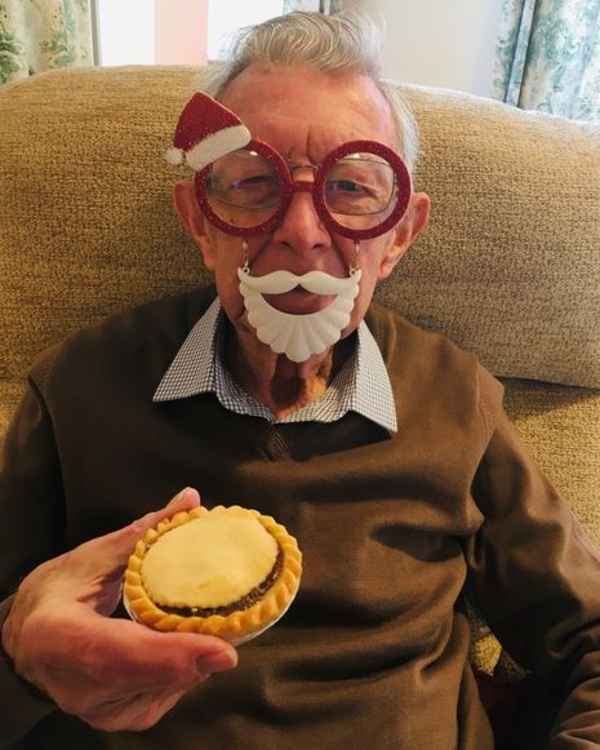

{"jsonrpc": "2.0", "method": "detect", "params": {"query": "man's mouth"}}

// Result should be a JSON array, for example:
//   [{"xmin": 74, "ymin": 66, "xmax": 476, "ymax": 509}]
[
  {"xmin": 238, "ymin": 265, "xmax": 357, "ymax": 317},
  {"xmin": 263, "ymin": 287, "xmax": 335, "ymax": 315}
]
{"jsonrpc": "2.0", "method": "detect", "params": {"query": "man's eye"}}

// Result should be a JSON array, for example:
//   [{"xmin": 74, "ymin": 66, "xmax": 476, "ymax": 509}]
[
  {"xmin": 231, "ymin": 175, "xmax": 276, "ymax": 190},
  {"xmin": 327, "ymin": 179, "xmax": 367, "ymax": 194}
]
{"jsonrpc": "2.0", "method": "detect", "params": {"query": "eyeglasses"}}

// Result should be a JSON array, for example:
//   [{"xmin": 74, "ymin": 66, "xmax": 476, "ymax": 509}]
[{"xmin": 194, "ymin": 139, "xmax": 412, "ymax": 241}]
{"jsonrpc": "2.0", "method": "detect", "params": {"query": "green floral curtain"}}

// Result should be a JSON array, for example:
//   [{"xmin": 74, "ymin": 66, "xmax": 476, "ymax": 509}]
[
  {"xmin": 0, "ymin": 0, "xmax": 93, "ymax": 85},
  {"xmin": 493, "ymin": 0, "xmax": 600, "ymax": 121}
]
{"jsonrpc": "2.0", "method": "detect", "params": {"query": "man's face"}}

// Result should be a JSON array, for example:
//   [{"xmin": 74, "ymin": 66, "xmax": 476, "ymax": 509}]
[{"xmin": 187, "ymin": 64, "xmax": 429, "ymax": 353}]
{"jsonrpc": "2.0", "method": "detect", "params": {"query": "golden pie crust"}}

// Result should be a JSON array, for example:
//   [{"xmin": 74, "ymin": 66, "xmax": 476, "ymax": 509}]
[{"xmin": 124, "ymin": 505, "xmax": 302, "ymax": 642}]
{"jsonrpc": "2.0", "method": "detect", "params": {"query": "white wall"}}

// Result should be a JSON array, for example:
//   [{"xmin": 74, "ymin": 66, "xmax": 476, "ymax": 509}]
[
  {"xmin": 96, "ymin": 1, "xmax": 286, "ymax": 66},
  {"xmin": 155, "ymin": 0, "xmax": 208, "ymax": 65},
  {"xmin": 365, "ymin": 0, "xmax": 502, "ymax": 97},
  {"xmin": 97, "ymin": 0, "xmax": 208, "ymax": 66},
  {"xmin": 96, "ymin": 0, "xmax": 503, "ymax": 97},
  {"xmin": 96, "ymin": 0, "xmax": 155, "ymax": 66},
  {"xmin": 207, "ymin": 0, "xmax": 284, "ymax": 59}
]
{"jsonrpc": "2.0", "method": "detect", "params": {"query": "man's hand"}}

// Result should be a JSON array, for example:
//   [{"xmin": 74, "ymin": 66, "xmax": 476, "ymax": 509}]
[{"xmin": 1, "ymin": 487, "xmax": 238, "ymax": 732}]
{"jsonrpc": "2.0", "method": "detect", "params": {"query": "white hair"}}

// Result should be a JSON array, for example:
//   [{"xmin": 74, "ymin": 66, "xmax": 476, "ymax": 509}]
[{"xmin": 197, "ymin": 11, "xmax": 420, "ymax": 173}]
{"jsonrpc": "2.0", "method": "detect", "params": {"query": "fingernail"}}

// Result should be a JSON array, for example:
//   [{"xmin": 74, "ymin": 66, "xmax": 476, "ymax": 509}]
[
  {"xmin": 197, "ymin": 650, "xmax": 237, "ymax": 674},
  {"xmin": 169, "ymin": 487, "xmax": 191, "ymax": 506}
]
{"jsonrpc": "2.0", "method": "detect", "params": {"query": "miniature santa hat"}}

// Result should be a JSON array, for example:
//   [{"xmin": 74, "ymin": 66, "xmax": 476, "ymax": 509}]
[{"xmin": 165, "ymin": 92, "xmax": 251, "ymax": 171}]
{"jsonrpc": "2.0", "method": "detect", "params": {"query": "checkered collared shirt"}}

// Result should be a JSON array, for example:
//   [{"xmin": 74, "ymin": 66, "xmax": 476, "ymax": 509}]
[{"xmin": 153, "ymin": 298, "xmax": 397, "ymax": 433}]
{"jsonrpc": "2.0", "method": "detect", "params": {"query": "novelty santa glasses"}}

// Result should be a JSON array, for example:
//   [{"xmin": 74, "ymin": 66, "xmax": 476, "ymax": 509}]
[{"xmin": 193, "ymin": 139, "xmax": 413, "ymax": 241}]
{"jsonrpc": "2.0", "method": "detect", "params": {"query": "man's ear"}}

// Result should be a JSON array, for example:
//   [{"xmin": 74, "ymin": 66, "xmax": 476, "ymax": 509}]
[
  {"xmin": 378, "ymin": 191, "xmax": 431, "ymax": 280},
  {"xmin": 172, "ymin": 180, "xmax": 216, "ymax": 270}
]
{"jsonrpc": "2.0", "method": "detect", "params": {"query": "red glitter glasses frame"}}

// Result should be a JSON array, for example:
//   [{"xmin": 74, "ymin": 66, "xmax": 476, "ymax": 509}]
[{"xmin": 193, "ymin": 139, "xmax": 413, "ymax": 240}]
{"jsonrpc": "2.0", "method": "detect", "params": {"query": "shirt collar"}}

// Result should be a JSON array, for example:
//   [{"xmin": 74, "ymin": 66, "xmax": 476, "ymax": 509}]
[{"xmin": 153, "ymin": 298, "xmax": 397, "ymax": 433}]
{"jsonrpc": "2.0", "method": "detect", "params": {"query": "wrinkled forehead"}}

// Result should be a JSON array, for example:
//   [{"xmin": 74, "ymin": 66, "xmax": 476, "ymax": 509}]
[
  {"xmin": 219, "ymin": 64, "xmax": 397, "ymax": 164},
  {"xmin": 233, "ymin": 114, "xmax": 383, "ymax": 165}
]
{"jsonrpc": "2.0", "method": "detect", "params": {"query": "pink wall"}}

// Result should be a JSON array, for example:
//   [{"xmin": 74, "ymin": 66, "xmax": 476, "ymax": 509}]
[{"xmin": 155, "ymin": 0, "xmax": 208, "ymax": 65}]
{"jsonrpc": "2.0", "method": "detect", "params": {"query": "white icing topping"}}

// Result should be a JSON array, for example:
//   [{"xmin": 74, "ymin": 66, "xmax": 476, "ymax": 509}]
[{"xmin": 141, "ymin": 514, "xmax": 278, "ymax": 608}]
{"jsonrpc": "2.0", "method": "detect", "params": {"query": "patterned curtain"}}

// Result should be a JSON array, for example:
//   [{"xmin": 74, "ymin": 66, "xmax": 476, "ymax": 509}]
[
  {"xmin": 0, "ymin": 0, "xmax": 93, "ymax": 86},
  {"xmin": 493, "ymin": 0, "xmax": 600, "ymax": 121}
]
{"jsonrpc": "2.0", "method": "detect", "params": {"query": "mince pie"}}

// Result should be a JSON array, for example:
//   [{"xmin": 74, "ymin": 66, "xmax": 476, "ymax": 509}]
[{"xmin": 124, "ymin": 505, "xmax": 302, "ymax": 643}]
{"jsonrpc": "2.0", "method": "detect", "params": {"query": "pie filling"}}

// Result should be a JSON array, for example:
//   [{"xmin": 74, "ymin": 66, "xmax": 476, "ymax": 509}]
[{"xmin": 159, "ymin": 546, "xmax": 284, "ymax": 617}]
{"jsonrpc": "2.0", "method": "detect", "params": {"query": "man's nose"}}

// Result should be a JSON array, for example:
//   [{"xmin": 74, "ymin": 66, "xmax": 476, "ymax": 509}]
[{"xmin": 271, "ymin": 182, "xmax": 331, "ymax": 253}]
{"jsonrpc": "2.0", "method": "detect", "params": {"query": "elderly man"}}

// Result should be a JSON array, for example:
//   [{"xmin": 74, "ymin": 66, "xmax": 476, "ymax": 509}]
[{"xmin": 2, "ymin": 10, "xmax": 600, "ymax": 750}]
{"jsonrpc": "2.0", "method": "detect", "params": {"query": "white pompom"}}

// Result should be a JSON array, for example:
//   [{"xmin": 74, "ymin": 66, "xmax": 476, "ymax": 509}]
[{"xmin": 165, "ymin": 147, "xmax": 184, "ymax": 166}]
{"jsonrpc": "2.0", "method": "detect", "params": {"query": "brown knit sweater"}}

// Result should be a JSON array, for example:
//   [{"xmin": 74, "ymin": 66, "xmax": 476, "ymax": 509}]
[{"xmin": 2, "ymin": 286, "xmax": 600, "ymax": 749}]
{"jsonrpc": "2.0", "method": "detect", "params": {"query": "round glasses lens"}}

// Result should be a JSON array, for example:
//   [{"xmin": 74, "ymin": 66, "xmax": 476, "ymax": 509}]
[
  {"xmin": 324, "ymin": 154, "xmax": 396, "ymax": 230},
  {"xmin": 206, "ymin": 149, "xmax": 281, "ymax": 229}
]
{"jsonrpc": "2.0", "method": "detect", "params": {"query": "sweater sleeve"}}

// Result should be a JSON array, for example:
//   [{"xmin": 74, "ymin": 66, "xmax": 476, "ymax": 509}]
[
  {"xmin": 466, "ymin": 368, "xmax": 600, "ymax": 748},
  {"xmin": 0, "ymin": 380, "xmax": 64, "ymax": 745},
  {"xmin": 0, "ymin": 597, "xmax": 56, "ymax": 748}
]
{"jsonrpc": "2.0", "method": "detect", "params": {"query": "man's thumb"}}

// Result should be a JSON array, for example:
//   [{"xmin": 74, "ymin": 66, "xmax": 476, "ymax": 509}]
[
  {"xmin": 100, "ymin": 487, "xmax": 201, "ymax": 564},
  {"xmin": 164, "ymin": 486, "xmax": 201, "ymax": 514}
]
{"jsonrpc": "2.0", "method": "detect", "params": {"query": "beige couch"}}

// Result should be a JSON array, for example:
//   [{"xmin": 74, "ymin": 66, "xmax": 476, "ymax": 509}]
[{"xmin": 1, "ymin": 66, "xmax": 599, "ymax": 708}]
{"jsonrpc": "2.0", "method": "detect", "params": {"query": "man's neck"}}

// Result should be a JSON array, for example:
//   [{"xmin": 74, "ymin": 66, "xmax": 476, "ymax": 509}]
[{"xmin": 224, "ymin": 321, "xmax": 355, "ymax": 418}]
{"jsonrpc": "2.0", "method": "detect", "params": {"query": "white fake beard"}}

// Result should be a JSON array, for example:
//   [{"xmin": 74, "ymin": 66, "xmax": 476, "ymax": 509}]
[{"xmin": 237, "ymin": 265, "xmax": 362, "ymax": 363}]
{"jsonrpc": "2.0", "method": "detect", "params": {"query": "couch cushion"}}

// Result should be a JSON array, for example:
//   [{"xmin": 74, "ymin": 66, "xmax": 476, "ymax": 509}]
[
  {"xmin": 502, "ymin": 379, "xmax": 600, "ymax": 546},
  {"xmin": 0, "ymin": 381, "xmax": 26, "ymax": 444},
  {"xmin": 0, "ymin": 66, "xmax": 208, "ymax": 383},
  {"xmin": 380, "ymin": 85, "xmax": 600, "ymax": 388}
]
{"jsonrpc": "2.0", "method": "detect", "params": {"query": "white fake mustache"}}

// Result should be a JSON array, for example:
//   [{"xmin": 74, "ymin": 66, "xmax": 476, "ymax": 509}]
[{"xmin": 237, "ymin": 268, "xmax": 354, "ymax": 296}]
